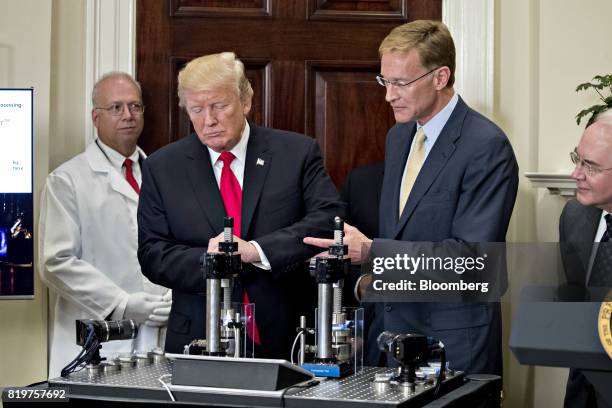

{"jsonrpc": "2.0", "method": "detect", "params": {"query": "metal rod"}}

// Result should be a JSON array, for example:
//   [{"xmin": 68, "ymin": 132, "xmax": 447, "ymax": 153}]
[
  {"xmin": 299, "ymin": 315, "xmax": 306, "ymax": 365},
  {"xmin": 206, "ymin": 278, "xmax": 221, "ymax": 354},
  {"xmin": 222, "ymin": 279, "xmax": 232, "ymax": 310},
  {"xmin": 234, "ymin": 312, "xmax": 241, "ymax": 358},
  {"xmin": 317, "ymin": 283, "xmax": 333, "ymax": 359},
  {"xmin": 333, "ymin": 284, "xmax": 343, "ymax": 313}
]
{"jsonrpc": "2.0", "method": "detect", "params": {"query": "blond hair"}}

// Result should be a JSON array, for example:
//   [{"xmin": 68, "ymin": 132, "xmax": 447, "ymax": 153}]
[
  {"xmin": 379, "ymin": 20, "xmax": 455, "ymax": 87},
  {"xmin": 177, "ymin": 52, "xmax": 254, "ymax": 107}
]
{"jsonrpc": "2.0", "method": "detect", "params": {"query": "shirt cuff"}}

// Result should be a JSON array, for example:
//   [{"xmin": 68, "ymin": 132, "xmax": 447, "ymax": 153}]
[
  {"xmin": 249, "ymin": 240, "xmax": 271, "ymax": 270},
  {"xmin": 110, "ymin": 294, "xmax": 129, "ymax": 320},
  {"xmin": 354, "ymin": 274, "xmax": 366, "ymax": 302}
]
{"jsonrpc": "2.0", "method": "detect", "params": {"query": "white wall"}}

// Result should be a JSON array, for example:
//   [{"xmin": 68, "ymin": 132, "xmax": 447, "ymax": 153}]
[
  {"xmin": 496, "ymin": 0, "xmax": 612, "ymax": 406},
  {"xmin": 0, "ymin": 0, "xmax": 86, "ymax": 390},
  {"xmin": 0, "ymin": 0, "xmax": 52, "ymax": 388}
]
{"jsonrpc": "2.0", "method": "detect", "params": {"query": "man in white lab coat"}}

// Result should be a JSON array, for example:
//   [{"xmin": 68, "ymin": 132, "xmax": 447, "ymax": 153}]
[{"xmin": 39, "ymin": 72, "xmax": 171, "ymax": 378}]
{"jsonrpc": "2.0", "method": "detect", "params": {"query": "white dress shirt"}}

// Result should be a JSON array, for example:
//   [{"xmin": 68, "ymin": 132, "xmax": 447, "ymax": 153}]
[
  {"xmin": 96, "ymin": 138, "xmax": 142, "ymax": 186},
  {"xmin": 206, "ymin": 121, "xmax": 271, "ymax": 270},
  {"xmin": 398, "ymin": 93, "xmax": 459, "ymax": 197}
]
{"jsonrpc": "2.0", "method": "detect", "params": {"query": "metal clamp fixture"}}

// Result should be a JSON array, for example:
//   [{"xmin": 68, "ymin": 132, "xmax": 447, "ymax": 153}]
[
  {"xmin": 299, "ymin": 217, "xmax": 360, "ymax": 378},
  {"xmin": 194, "ymin": 217, "xmax": 244, "ymax": 357}
]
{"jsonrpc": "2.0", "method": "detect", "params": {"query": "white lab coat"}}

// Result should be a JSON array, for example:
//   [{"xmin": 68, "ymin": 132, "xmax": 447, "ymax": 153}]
[{"xmin": 39, "ymin": 142, "xmax": 167, "ymax": 378}]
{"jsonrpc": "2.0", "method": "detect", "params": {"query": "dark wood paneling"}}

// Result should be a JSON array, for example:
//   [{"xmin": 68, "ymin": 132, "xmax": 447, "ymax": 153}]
[
  {"xmin": 137, "ymin": 0, "xmax": 442, "ymax": 186},
  {"xmin": 308, "ymin": 0, "xmax": 407, "ymax": 22},
  {"xmin": 170, "ymin": 0, "xmax": 271, "ymax": 17},
  {"xmin": 137, "ymin": 0, "xmax": 171, "ymax": 153},
  {"xmin": 306, "ymin": 61, "xmax": 394, "ymax": 187}
]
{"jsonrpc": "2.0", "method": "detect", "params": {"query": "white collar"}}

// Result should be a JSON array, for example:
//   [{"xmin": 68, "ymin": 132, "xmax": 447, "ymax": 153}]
[
  {"xmin": 207, "ymin": 120, "xmax": 250, "ymax": 165},
  {"xmin": 96, "ymin": 138, "xmax": 140, "ymax": 169}
]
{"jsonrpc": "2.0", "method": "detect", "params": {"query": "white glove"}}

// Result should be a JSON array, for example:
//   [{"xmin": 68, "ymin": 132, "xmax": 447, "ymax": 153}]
[
  {"xmin": 146, "ymin": 290, "xmax": 172, "ymax": 327},
  {"xmin": 124, "ymin": 292, "xmax": 171, "ymax": 325},
  {"xmin": 146, "ymin": 306, "xmax": 171, "ymax": 327}
]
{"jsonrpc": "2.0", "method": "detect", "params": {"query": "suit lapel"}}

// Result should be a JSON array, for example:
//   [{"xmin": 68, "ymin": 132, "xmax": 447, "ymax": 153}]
[
  {"xmin": 242, "ymin": 125, "xmax": 271, "ymax": 238},
  {"xmin": 387, "ymin": 122, "xmax": 415, "ymax": 225},
  {"xmin": 393, "ymin": 98, "xmax": 468, "ymax": 238},
  {"xmin": 185, "ymin": 134, "xmax": 226, "ymax": 234},
  {"xmin": 573, "ymin": 205, "xmax": 601, "ymax": 277}
]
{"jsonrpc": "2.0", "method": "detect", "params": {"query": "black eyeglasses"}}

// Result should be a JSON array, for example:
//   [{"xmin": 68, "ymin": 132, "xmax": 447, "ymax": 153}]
[
  {"xmin": 375, "ymin": 67, "xmax": 439, "ymax": 89},
  {"xmin": 570, "ymin": 149, "xmax": 612, "ymax": 176},
  {"xmin": 95, "ymin": 102, "xmax": 145, "ymax": 116}
]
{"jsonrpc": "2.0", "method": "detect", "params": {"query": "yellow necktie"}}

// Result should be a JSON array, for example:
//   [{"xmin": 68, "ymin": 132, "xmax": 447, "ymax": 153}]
[{"xmin": 399, "ymin": 127, "xmax": 426, "ymax": 216}]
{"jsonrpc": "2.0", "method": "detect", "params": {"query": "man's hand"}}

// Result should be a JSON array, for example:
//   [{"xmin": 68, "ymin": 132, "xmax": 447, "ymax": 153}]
[
  {"xmin": 303, "ymin": 222, "xmax": 372, "ymax": 264},
  {"xmin": 207, "ymin": 233, "xmax": 261, "ymax": 264}
]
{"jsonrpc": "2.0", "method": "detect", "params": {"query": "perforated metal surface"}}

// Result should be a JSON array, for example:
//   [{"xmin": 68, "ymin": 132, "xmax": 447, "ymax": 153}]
[
  {"xmin": 50, "ymin": 360, "xmax": 171, "ymax": 390},
  {"xmin": 287, "ymin": 367, "xmax": 459, "ymax": 404},
  {"xmin": 49, "ymin": 360, "xmax": 172, "ymax": 402},
  {"xmin": 49, "ymin": 362, "xmax": 462, "ymax": 407}
]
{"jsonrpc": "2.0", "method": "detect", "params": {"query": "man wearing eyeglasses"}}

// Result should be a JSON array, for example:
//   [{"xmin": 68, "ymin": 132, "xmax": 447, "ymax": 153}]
[
  {"xmin": 561, "ymin": 111, "xmax": 612, "ymax": 408},
  {"xmin": 305, "ymin": 20, "xmax": 518, "ymax": 375},
  {"xmin": 39, "ymin": 72, "xmax": 171, "ymax": 378}
]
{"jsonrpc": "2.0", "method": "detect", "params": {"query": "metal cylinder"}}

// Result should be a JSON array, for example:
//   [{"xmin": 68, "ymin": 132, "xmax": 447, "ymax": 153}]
[
  {"xmin": 334, "ymin": 229, "xmax": 343, "ymax": 245},
  {"xmin": 233, "ymin": 312, "xmax": 242, "ymax": 358},
  {"xmin": 222, "ymin": 278, "xmax": 232, "ymax": 310},
  {"xmin": 224, "ymin": 226, "xmax": 232, "ymax": 242},
  {"xmin": 333, "ymin": 284, "xmax": 343, "ymax": 313},
  {"xmin": 317, "ymin": 283, "xmax": 334, "ymax": 359},
  {"xmin": 333, "ymin": 216, "xmax": 344, "ymax": 244},
  {"xmin": 299, "ymin": 315, "xmax": 306, "ymax": 365},
  {"xmin": 206, "ymin": 278, "xmax": 222, "ymax": 354}
]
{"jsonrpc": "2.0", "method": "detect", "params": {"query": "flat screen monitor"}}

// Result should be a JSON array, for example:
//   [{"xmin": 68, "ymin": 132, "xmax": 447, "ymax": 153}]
[{"xmin": 0, "ymin": 88, "xmax": 33, "ymax": 299}]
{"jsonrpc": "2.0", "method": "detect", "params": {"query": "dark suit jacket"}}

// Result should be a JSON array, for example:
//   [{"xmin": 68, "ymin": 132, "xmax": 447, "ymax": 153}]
[
  {"xmin": 137, "ymin": 124, "xmax": 344, "ymax": 359},
  {"xmin": 341, "ymin": 162, "xmax": 384, "ymax": 239},
  {"xmin": 560, "ymin": 199, "xmax": 612, "ymax": 408},
  {"xmin": 369, "ymin": 96, "xmax": 519, "ymax": 375},
  {"xmin": 340, "ymin": 162, "xmax": 384, "ymax": 311}
]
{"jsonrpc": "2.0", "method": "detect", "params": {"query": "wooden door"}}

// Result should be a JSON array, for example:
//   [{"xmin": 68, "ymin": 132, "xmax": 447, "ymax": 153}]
[{"xmin": 136, "ymin": 0, "xmax": 441, "ymax": 187}]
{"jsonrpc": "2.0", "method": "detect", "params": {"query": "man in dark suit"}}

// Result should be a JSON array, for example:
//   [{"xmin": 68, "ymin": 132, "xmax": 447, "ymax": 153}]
[
  {"xmin": 137, "ymin": 52, "xmax": 344, "ymax": 359},
  {"xmin": 305, "ymin": 20, "xmax": 518, "ymax": 375},
  {"xmin": 560, "ymin": 116, "xmax": 612, "ymax": 408}
]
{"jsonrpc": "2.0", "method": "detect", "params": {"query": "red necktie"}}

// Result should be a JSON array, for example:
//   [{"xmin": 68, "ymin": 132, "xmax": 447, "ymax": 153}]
[
  {"xmin": 217, "ymin": 152, "xmax": 261, "ymax": 346},
  {"xmin": 124, "ymin": 158, "xmax": 140, "ymax": 194}
]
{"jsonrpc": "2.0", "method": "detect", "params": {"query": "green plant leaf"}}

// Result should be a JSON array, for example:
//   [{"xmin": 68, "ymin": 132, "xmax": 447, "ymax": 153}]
[
  {"xmin": 576, "ymin": 104, "xmax": 607, "ymax": 126},
  {"xmin": 576, "ymin": 82, "xmax": 595, "ymax": 92},
  {"xmin": 576, "ymin": 73, "xmax": 612, "ymax": 126}
]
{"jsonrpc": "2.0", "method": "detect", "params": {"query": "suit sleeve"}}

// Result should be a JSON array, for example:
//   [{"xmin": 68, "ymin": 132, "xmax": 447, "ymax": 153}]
[
  {"xmin": 451, "ymin": 133, "xmax": 518, "ymax": 241},
  {"xmin": 137, "ymin": 160, "xmax": 207, "ymax": 293},
  {"xmin": 254, "ymin": 139, "xmax": 346, "ymax": 271},
  {"xmin": 340, "ymin": 170, "xmax": 353, "ymax": 217},
  {"xmin": 38, "ymin": 173, "xmax": 129, "ymax": 319}
]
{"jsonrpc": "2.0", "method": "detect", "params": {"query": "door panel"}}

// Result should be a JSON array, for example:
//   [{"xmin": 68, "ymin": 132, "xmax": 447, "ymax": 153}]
[{"xmin": 137, "ymin": 0, "xmax": 441, "ymax": 187}]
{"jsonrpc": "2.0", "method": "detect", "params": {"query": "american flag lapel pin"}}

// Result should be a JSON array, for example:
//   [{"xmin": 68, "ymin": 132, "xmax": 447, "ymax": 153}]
[{"xmin": 256, "ymin": 158, "xmax": 265, "ymax": 166}]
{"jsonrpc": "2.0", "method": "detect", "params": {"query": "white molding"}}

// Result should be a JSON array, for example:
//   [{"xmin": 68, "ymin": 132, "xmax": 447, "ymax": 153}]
[
  {"xmin": 443, "ymin": 0, "xmax": 494, "ymax": 118},
  {"xmin": 524, "ymin": 172, "xmax": 576, "ymax": 197},
  {"xmin": 84, "ymin": 0, "xmax": 136, "ymax": 144}
]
